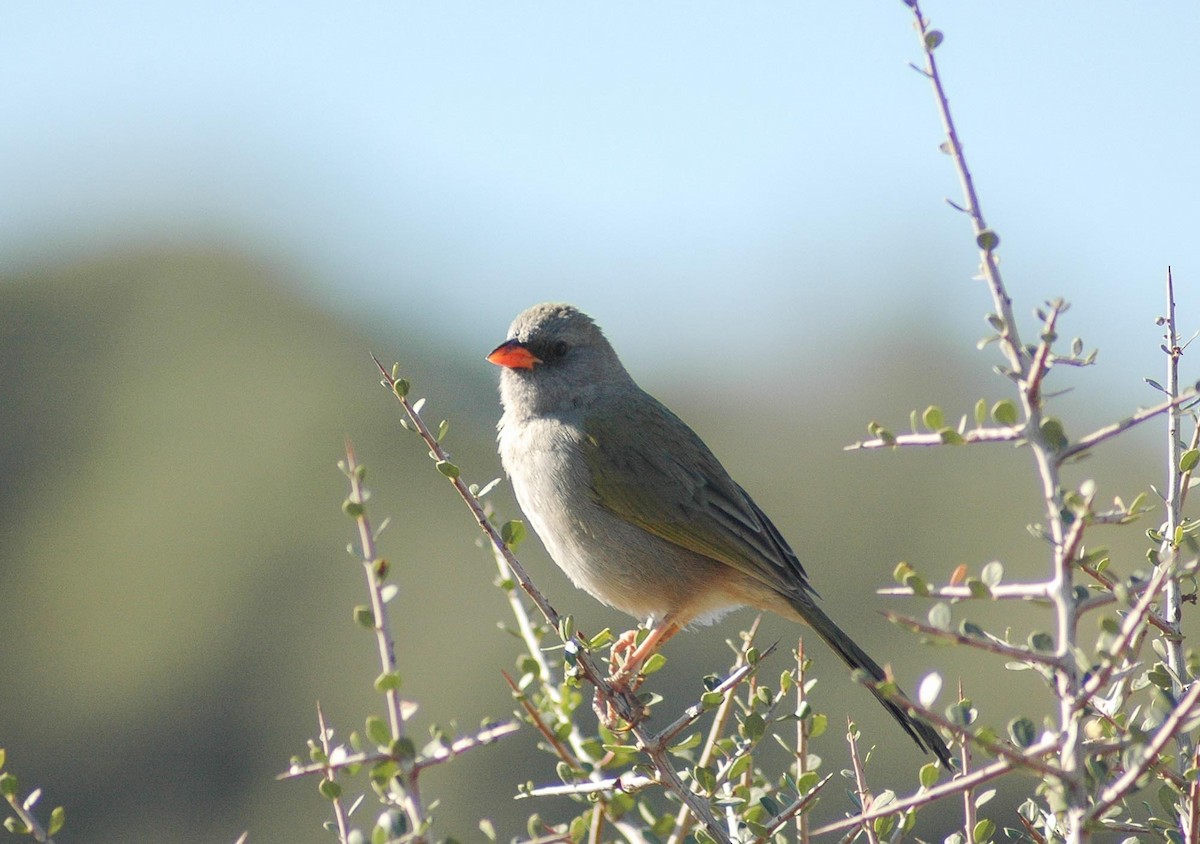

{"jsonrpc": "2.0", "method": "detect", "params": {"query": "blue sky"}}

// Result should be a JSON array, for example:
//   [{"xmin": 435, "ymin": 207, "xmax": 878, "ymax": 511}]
[{"xmin": 2, "ymin": 2, "xmax": 1197, "ymax": 398}]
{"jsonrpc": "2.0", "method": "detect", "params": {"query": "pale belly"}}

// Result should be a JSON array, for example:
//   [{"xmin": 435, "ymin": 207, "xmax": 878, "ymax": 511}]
[{"xmin": 498, "ymin": 414, "xmax": 748, "ymax": 625}]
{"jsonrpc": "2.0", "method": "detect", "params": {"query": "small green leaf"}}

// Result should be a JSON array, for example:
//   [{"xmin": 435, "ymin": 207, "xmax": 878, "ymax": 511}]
[
  {"xmin": 342, "ymin": 499, "xmax": 365, "ymax": 518},
  {"xmin": 1028, "ymin": 632, "xmax": 1054, "ymax": 653},
  {"xmin": 671, "ymin": 733, "xmax": 702, "ymax": 752},
  {"xmin": 922, "ymin": 405, "xmax": 945, "ymax": 430},
  {"xmin": 974, "ymin": 398, "xmax": 987, "ymax": 427},
  {"xmin": 1182, "ymin": 450, "xmax": 1200, "ymax": 473},
  {"xmin": 588, "ymin": 628, "xmax": 614, "ymax": 649},
  {"xmin": 643, "ymin": 653, "xmax": 668, "ymax": 675},
  {"xmin": 500, "ymin": 520, "xmax": 526, "ymax": 548},
  {"xmin": 727, "ymin": 754, "xmax": 752, "ymax": 781},
  {"xmin": 919, "ymin": 762, "xmax": 940, "ymax": 788},
  {"xmin": 810, "ymin": 713, "xmax": 828, "ymax": 738},
  {"xmin": 939, "ymin": 428, "xmax": 965, "ymax": 445},
  {"xmin": 1008, "ymin": 717, "xmax": 1036, "ymax": 748},
  {"xmin": 435, "ymin": 460, "xmax": 460, "ymax": 479},
  {"xmin": 976, "ymin": 229, "xmax": 1000, "ymax": 251},
  {"xmin": 693, "ymin": 764, "xmax": 717, "ymax": 795},
  {"xmin": 354, "ymin": 605, "xmax": 374, "ymax": 629},
  {"xmin": 366, "ymin": 716, "xmax": 391, "ymax": 746},
  {"xmin": 436, "ymin": 419, "xmax": 450, "ymax": 443},
  {"xmin": 374, "ymin": 671, "xmax": 403, "ymax": 693},
  {"xmin": 741, "ymin": 713, "xmax": 766, "ymax": 742},
  {"xmin": 319, "ymin": 778, "xmax": 342, "ymax": 800},
  {"xmin": 992, "ymin": 400, "xmax": 1018, "ymax": 426},
  {"xmin": 48, "ymin": 806, "xmax": 65, "ymax": 835},
  {"xmin": 0, "ymin": 772, "xmax": 16, "ymax": 796},
  {"xmin": 393, "ymin": 378, "xmax": 410, "ymax": 397},
  {"xmin": 903, "ymin": 571, "xmax": 929, "ymax": 596},
  {"xmin": 390, "ymin": 737, "xmax": 416, "ymax": 760},
  {"xmin": 928, "ymin": 602, "xmax": 952, "ymax": 631},
  {"xmin": 966, "ymin": 577, "xmax": 991, "ymax": 598},
  {"xmin": 973, "ymin": 818, "xmax": 996, "ymax": 841},
  {"xmin": 924, "ymin": 29, "xmax": 944, "ymax": 50},
  {"xmin": 1040, "ymin": 418, "xmax": 1068, "ymax": 450}
]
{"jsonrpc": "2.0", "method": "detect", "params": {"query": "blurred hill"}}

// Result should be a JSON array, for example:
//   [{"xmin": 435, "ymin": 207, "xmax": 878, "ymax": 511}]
[{"xmin": 0, "ymin": 248, "xmax": 1164, "ymax": 841}]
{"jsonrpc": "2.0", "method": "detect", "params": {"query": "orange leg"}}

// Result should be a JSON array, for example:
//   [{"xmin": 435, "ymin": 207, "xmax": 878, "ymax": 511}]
[{"xmin": 609, "ymin": 618, "xmax": 683, "ymax": 689}]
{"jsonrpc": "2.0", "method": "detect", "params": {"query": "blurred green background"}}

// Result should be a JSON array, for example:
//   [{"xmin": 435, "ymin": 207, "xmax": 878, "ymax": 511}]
[{"xmin": 2, "ymin": 2, "xmax": 1195, "ymax": 841}]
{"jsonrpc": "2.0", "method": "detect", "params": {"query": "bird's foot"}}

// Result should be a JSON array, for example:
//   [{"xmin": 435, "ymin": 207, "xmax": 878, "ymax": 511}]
[{"xmin": 592, "ymin": 682, "xmax": 647, "ymax": 732}]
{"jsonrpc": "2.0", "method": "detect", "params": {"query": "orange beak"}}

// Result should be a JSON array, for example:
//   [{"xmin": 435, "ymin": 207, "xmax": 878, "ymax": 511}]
[{"xmin": 487, "ymin": 339, "xmax": 542, "ymax": 370}]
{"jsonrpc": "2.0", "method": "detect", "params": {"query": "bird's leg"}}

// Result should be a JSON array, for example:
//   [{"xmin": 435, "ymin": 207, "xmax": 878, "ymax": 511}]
[
  {"xmin": 594, "ymin": 618, "xmax": 683, "ymax": 731},
  {"xmin": 609, "ymin": 619, "xmax": 682, "ymax": 689}
]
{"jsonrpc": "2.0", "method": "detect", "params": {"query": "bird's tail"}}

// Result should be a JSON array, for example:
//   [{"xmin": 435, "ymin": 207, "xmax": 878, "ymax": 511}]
[{"xmin": 795, "ymin": 598, "xmax": 953, "ymax": 767}]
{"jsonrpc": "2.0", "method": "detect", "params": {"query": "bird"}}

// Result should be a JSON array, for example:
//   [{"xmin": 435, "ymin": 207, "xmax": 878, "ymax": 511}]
[{"xmin": 487, "ymin": 302, "xmax": 951, "ymax": 765}]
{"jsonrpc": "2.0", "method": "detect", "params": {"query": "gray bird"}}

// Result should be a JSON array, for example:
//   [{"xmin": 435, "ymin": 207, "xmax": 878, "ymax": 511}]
[{"xmin": 488, "ymin": 302, "xmax": 950, "ymax": 765}]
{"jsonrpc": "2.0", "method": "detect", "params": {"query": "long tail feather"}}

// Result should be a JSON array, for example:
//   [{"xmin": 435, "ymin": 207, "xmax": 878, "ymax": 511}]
[{"xmin": 795, "ymin": 598, "xmax": 953, "ymax": 767}]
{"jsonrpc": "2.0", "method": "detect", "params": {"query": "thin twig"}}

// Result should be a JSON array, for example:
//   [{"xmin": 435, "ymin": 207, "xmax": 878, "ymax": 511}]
[
  {"xmin": 878, "ymin": 581, "xmax": 1049, "ymax": 600},
  {"xmin": 882, "ymin": 611, "xmax": 1064, "ymax": 668},
  {"xmin": 502, "ymin": 670, "xmax": 578, "ymax": 768},
  {"xmin": 1057, "ymin": 387, "xmax": 1200, "ymax": 463},
  {"xmin": 845, "ymin": 720, "xmax": 880, "ymax": 844},
  {"xmin": 796, "ymin": 639, "xmax": 811, "ymax": 844},
  {"xmin": 756, "ymin": 773, "xmax": 834, "ymax": 841},
  {"xmin": 280, "ymin": 721, "xmax": 522, "ymax": 780},
  {"xmin": 845, "ymin": 425, "xmax": 1021, "ymax": 451},
  {"xmin": 316, "ymin": 703, "xmax": 351, "ymax": 843},
  {"xmin": 1159, "ymin": 266, "xmax": 1192, "ymax": 770},
  {"xmin": 958, "ymin": 680, "xmax": 975, "ymax": 843},
  {"xmin": 523, "ymin": 775, "xmax": 657, "ymax": 799}
]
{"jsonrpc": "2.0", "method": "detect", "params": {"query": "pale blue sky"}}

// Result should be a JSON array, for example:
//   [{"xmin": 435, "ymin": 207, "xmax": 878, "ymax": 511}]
[{"xmin": 2, "ymin": 2, "xmax": 1197, "ymax": 398}]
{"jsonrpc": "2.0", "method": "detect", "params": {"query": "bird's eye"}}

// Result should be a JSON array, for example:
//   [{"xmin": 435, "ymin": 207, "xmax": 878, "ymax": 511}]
[{"xmin": 551, "ymin": 340, "xmax": 570, "ymax": 359}]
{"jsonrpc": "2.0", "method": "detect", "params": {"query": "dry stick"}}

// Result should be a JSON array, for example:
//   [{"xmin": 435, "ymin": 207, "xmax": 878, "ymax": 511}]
[
  {"xmin": 1088, "ymin": 680, "xmax": 1200, "ymax": 821},
  {"xmin": 883, "ymin": 612, "xmax": 1065, "ymax": 668},
  {"xmin": 1159, "ymin": 267, "xmax": 1192, "ymax": 772},
  {"xmin": 1057, "ymin": 387, "xmax": 1200, "ymax": 463},
  {"xmin": 281, "ymin": 722, "xmax": 522, "ymax": 780},
  {"xmin": 796, "ymin": 638, "xmax": 811, "ymax": 844},
  {"xmin": 878, "ymin": 581, "xmax": 1050, "ymax": 600},
  {"xmin": 523, "ymin": 775, "xmax": 657, "ymax": 799},
  {"xmin": 316, "ymin": 703, "xmax": 351, "ymax": 843},
  {"xmin": 809, "ymin": 742, "xmax": 1056, "ymax": 837},
  {"xmin": 1187, "ymin": 742, "xmax": 1200, "ymax": 844},
  {"xmin": 844, "ymin": 720, "xmax": 880, "ymax": 844},
  {"xmin": 845, "ymin": 425, "xmax": 1021, "ymax": 451},
  {"xmin": 342, "ymin": 442, "xmax": 427, "ymax": 834},
  {"xmin": 372, "ymin": 359, "xmax": 732, "ymax": 844},
  {"xmin": 958, "ymin": 680, "xmax": 975, "ymax": 843},
  {"xmin": 501, "ymin": 670, "xmax": 578, "ymax": 768}
]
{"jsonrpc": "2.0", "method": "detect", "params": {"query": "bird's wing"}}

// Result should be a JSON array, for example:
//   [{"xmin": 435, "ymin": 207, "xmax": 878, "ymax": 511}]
[{"xmin": 582, "ymin": 394, "xmax": 816, "ymax": 601}]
